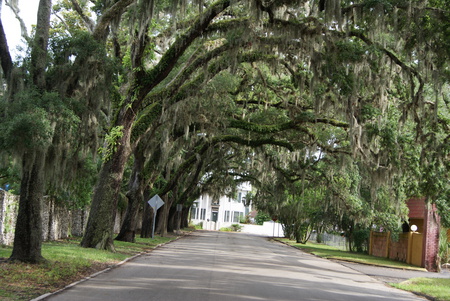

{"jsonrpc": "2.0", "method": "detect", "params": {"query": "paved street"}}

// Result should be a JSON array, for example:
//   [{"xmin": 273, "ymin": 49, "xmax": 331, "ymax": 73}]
[{"xmin": 46, "ymin": 231, "xmax": 425, "ymax": 301}]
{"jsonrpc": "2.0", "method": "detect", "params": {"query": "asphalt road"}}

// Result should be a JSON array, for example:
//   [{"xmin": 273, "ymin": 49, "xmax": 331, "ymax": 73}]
[{"xmin": 45, "ymin": 231, "xmax": 425, "ymax": 301}]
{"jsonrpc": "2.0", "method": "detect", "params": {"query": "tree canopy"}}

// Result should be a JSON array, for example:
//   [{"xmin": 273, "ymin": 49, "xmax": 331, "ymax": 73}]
[{"xmin": 0, "ymin": 0, "xmax": 448, "ymax": 260}]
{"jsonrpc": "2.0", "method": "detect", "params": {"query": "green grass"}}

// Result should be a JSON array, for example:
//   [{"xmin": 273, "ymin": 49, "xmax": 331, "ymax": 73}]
[
  {"xmin": 277, "ymin": 238, "xmax": 426, "ymax": 271},
  {"xmin": 0, "ymin": 235, "xmax": 180, "ymax": 301},
  {"xmin": 277, "ymin": 238, "xmax": 450, "ymax": 300},
  {"xmin": 392, "ymin": 278, "xmax": 450, "ymax": 301}
]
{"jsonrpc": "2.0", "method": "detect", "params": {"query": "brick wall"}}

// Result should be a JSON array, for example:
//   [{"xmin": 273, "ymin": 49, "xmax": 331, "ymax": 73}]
[
  {"xmin": 424, "ymin": 206, "xmax": 440, "ymax": 272},
  {"xmin": 370, "ymin": 198, "xmax": 441, "ymax": 272},
  {"xmin": 407, "ymin": 197, "xmax": 426, "ymax": 218}
]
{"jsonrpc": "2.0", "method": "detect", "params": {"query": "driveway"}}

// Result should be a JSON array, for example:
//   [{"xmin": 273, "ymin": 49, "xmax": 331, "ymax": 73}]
[{"xmin": 45, "ymin": 231, "xmax": 425, "ymax": 301}]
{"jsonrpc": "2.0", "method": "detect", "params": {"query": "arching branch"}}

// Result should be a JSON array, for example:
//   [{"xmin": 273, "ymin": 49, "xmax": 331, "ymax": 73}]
[
  {"xmin": 70, "ymin": 0, "xmax": 95, "ymax": 33},
  {"xmin": 93, "ymin": 0, "xmax": 135, "ymax": 41},
  {"xmin": 5, "ymin": 0, "xmax": 29, "ymax": 40},
  {"xmin": 0, "ymin": 17, "xmax": 12, "ymax": 79}
]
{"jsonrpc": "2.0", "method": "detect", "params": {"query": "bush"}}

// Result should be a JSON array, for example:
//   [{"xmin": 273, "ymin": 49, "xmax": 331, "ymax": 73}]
[
  {"xmin": 255, "ymin": 212, "xmax": 271, "ymax": 225},
  {"xmin": 439, "ymin": 228, "xmax": 449, "ymax": 266},
  {"xmin": 231, "ymin": 224, "xmax": 242, "ymax": 232},
  {"xmin": 352, "ymin": 229, "xmax": 370, "ymax": 253},
  {"xmin": 194, "ymin": 222, "xmax": 203, "ymax": 230}
]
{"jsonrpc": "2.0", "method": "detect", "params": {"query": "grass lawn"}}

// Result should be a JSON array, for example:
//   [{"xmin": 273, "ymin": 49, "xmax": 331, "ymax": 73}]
[
  {"xmin": 277, "ymin": 238, "xmax": 426, "ymax": 271},
  {"xmin": 0, "ymin": 234, "xmax": 182, "ymax": 301},
  {"xmin": 392, "ymin": 278, "xmax": 450, "ymax": 301},
  {"xmin": 277, "ymin": 238, "xmax": 450, "ymax": 300}
]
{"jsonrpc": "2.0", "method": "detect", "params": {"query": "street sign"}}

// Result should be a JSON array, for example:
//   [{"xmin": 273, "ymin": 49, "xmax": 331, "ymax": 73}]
[
  {"xmin": 147, "ymin": 195, "xmax": 165, "ymax": 239},
  {"xmin": 148, "ymin": 195, "xmax": 164, "ymax": 210}
]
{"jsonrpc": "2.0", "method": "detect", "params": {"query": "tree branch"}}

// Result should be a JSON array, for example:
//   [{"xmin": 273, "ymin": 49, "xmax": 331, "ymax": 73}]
[
  {"xmin": 93, "ymin": 0, "xmax": 135, "ymax": 41},
  {"xmin": 5, "ymin": 0, "xmax": 29, "ymax": 40},
  {"xmin": 0, "ymin": 17, "xmax": 12, "ymax": 79},
  {"xmin": 70, "ymin": 0, "xmax": 95, "ymax": 33}
]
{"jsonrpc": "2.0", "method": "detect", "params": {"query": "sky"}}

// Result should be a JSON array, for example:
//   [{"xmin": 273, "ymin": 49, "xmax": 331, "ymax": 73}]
[{"xmin": 1, "ymin": 1, "xmax": 39, "ymax": 58}]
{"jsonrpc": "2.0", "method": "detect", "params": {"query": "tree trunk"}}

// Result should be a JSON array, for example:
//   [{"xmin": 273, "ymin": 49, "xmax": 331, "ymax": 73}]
[
  {"xmin": 9, "ymin": 151, "xmax": 46, "ymax": 263},
  {"xmin": 81, "ymin": 119, "xmax": 132, "ymax": 250},
  {"xmin": 140, "ymin": 202, "xmax": 154, "ymax": 238},
  {"xmin": 115, "ymin": 149, "xmax": 145, "ymax": 242},
  {"xmin": 9, "ymin": 0, "xmax": 52, "ymax": 263},
  {"xmin": 0, "ymin": 17, "xmax": 13, "ymax": 80},
  {"xmin": 156, "ymin": 194, "xmax": 172, "ymax": 237},
  {"xmin": 181, "ymin": 207, "xmax": 190, "ymax": 229},
  {"xmin": 167, "ymin": 205, "xmax": 177, "ymax": 233}
]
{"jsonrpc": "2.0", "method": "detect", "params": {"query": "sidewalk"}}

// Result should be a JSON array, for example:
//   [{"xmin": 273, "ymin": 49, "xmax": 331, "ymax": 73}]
[{"xmin": 335, "ymin": 260, "xmax": 450, "ymax": 284}]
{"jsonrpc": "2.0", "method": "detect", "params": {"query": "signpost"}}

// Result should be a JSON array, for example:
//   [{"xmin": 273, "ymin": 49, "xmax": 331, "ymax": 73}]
[
  {"xmin": 271, "ymin": 216, "xmax": 278, "ymax": 237},
  {"xmin": 148, "ymin": 195, "xmax": 165, "ymax": 239}
]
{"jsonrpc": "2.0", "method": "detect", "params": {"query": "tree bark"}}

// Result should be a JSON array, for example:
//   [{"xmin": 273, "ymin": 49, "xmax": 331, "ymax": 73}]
[
  {"xmin": 140, "ymin": 202, "xmax": 154, "ymax": 238},
  {"xmin": 167, "ymin": 205, "xmax": 177, "ymax": 233},
  {"xmin": 181, "ymin": 207, "xmax": 190, "ymax": 229},
  {"xmin": 156, "ymin": 194, "xmax": 171, "ymax": 237},
  {"xmin": 9, "ymin": 151, "xmax": 46, "ymax": 263},
  {"xmin": 81, "ymin": 0, "xmax": 231, "ymax": 249},
  {"xmin": 80, "ymin": 119, "xmax": 133, "ymax": 250},
  {"xmin": 115, "ymin": 148, "xmax": 145, "ymax": 242},
  {"xmin": 0, "ymin": 16, "xmax": 12, "ymax": 80},
  {"xmin": 9, "ymin": 0, "xmax": 52, "ymax": 263},
  {"xmin": 31, "ymin": 0, "xmax": 52, "ymax": 89}
]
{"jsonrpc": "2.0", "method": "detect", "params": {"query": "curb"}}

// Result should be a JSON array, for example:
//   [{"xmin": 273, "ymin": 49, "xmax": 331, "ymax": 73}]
[
  {"xmin": 272, "ymin": 238, "xmax": 428, "ymax": 272},
  {"xmin": 31, "ymin": 234, "xmax": 188, "ymax": 301}
]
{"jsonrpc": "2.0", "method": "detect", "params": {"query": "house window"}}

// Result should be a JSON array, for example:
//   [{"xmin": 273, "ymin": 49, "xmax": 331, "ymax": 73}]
[
  {"xmin": 224, "ymin": 211, "xmax": 230, "ymax": 222},
  {"xmin": 233, "ymin": 211, "xmax": 242, "ymax": 223},
  {"xmin": 238, "ymin": 192, "xmax": 242, "ymax": 203},
  {"xmin": 200, "ymin": 208, "xmax": 206, "ymax": 220},
  {"xmin": 191, "ymin": 207, "xmax": 198, "ymax": 219}
]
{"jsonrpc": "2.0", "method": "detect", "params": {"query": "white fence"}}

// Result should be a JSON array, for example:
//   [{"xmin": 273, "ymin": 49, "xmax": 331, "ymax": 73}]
[{"xmin": 202, "ymin": 220, "xmax": 285, "ymax": 237}]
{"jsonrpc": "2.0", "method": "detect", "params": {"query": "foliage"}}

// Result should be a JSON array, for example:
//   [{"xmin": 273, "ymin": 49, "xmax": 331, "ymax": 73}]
[
  {"xmin": 439, "ymin": 228, "xmax": 449, "ymax": 266},
  {"xmin": 1, "ymin": 0, "xmax": 449, "ymax": 253},
  {"xmin": 98, "ymin": 126, "xmax": 125, "ymax": 162},
  {"xmin": 230, "ymin": 224, "xmax": 242, "ymax": 232},
  {"xmin": 254, "ymin": 212, "xmax": 271, "ymax": 225},
  {"xmin": 0, "ymin": 162, "xmax": 20, "ymax": 193},
  {"xmin": 219, "ymin": 224, "xmax": 243, "ymax": 232},
  {"xmin": 352, "ymin": 228, "xmax": 370, "ymax": 253}
]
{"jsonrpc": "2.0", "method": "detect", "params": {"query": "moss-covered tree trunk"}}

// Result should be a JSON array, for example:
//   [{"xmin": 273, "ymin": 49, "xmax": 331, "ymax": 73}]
[
  {"xmin": 181, "ymin": 207, "xmax": 190, "ymax": 229},
  {"xmin": 10, "ymin": 151, "xmax": 46, "ymax": 263},
  {"xmin": 115, "ymin": 148, "xmax": 145, "ymax": 242},
  {"xmin": 81, "ymin": 0, "xmax": 231, "ymax": 249},
  {"xmin": 167, "ymin": 205, "xmax": 177, "ymax": 233},
  {"xmin": 140, "ymin": 202, "xmax": 154, "ymax": 238},
  {"xmin": 156, "ymin": 194, "xmax": 172, "ymax": 237},
  {"xmin": 8, "ymin": 0, "xmax": 51, "ymax": 263},
  {"xmin": 81, "ymin": 117, "xmax": 133, "ymax": 250}
]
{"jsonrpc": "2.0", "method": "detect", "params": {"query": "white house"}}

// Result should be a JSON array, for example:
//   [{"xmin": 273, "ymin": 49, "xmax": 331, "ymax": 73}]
[{"xmin": 190, "ymin": 182, "xmax": 252, "ymax": 230}]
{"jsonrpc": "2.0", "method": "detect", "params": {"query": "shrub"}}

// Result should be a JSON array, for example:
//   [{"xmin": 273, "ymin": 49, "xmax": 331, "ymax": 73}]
[
  {"xmin": 231, "ymin": 224, "xmax": 242, "ymax": 232},
  {"xmin": 439, "ymin": 228, "xmax": 449, "ymax": 266},
  {"xmin": 255, "ymin": 212, "xmax": 271, "ymax": 225}
]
